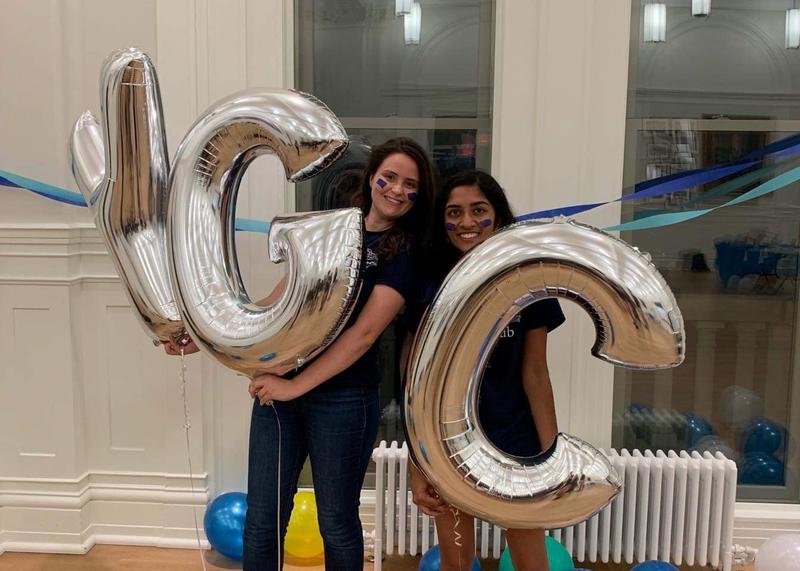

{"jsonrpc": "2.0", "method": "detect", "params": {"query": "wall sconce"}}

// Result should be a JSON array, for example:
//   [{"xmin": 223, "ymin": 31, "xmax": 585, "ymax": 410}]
[
  {"xmin": 643, "ymin": 3, "xmax": 666, "ymax": 43},
  {"xmin": 692, "ymin": 0, "xmax": 710, "ymax": 17},
  {"xmin": 404, "ymin": 2, "xmax": 421, "ymax": 45},
  {"xmin": 396, "ymin": 0, "xmax": 412, "ymax": 17},
  {"xmin": 787, "ymin": 6, "xmax": 800, "ymax": 49}
]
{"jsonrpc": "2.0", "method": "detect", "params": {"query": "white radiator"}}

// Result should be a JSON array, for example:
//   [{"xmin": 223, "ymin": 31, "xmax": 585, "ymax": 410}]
[{"xmin": 371, "ymin": 441, "xmax": 737, "ymax": 571}]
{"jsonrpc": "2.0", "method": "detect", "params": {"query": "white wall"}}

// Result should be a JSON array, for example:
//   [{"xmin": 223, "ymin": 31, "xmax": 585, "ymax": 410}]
[{"xmin": 0, "ymin": 0, "xmax": 291, "ymax": 553}]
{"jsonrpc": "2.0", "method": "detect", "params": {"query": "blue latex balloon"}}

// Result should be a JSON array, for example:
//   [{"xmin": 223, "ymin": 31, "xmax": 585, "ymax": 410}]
[
  {"xmin": 684, "ymin": 413, "xmax": 714, "ymax": 448},
  {"xmin": 418, "ymin": 545, "xmax": 481, "ymax": 571},
  {"xmin": 742, "ymin": 418, "xmax": 784, "ymax": 455},
  {"xmin": 631, "ymin": 561, "xmax": 678, "ymax": 570},
  {"xmin": 204, "ymin": 492, "xmax": 248, "ymax": 561},
  {"xmin": 740, "ymin": 452, "xmax": 785, "ymax": 486}
]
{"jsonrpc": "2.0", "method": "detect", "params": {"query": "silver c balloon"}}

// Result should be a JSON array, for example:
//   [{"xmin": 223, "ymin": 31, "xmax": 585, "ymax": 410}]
[
  {"xmin": 405, "ymin": 218, "xmax": 685, "ymax": 529},
  {"xmin": 69, "ymin": 48, "xmax": 185, "ymax": 344},
  {"xmin": 167, "ymin": 89, "xmax": 359, "ymax": 376}
]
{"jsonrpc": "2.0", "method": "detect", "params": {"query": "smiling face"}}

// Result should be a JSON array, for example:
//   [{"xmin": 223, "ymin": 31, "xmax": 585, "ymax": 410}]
[
  {"xmin": 368, "ymin": 152, "xmax": 419, "ymax": 224},
  {"xmin": 444, "ymin": 184, "xmax": 497, "ymax": 254}
]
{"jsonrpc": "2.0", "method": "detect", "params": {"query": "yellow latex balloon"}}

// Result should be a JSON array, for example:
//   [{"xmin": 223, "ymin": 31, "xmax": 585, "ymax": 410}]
[{"xmin": 284, "ymin": 491, "xmax": 324, "ymax": 561}]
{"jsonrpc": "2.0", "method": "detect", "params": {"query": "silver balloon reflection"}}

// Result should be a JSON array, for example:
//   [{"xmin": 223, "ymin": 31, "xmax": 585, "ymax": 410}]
[
  {"xmin": 405, "ymin": 218, "xmax": 685, "ymax": 529},
  {"xmin": 168, "ymin": 89, "xmax": 359, "ymax": 375},
  {"xmin": 69, "ymin": 48, "xmax": 184, "ymax": 344}
]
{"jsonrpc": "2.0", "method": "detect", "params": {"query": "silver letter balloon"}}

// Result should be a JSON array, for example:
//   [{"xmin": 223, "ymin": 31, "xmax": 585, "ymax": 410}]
[
  {"xmin": 70, "ymin": 48, "xmax": 362, "ymax": 375},
  {"xmin": 69, "ymin": 48, "xmax": 185, "ymax": 344},
  {"xmin": 167, "ymin": 90, "xmax": 359, "ymax": 376},
  {"xmin": 405, "ymin": 218, "xmax": 685, "ymax": 529}
]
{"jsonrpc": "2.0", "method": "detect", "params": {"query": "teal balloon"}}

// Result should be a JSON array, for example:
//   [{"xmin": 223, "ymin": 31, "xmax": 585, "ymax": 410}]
[
  {"xmin": 498, "ymin": 537, "xmax": 574, "ymax": 571},
  {"xmin": 204, "ymin": 492, "xmax": 247, "ymax": 561}
]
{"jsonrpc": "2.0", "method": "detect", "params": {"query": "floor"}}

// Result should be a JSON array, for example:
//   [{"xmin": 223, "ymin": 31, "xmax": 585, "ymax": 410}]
[{"xmin": 0, "ymin": 546, "xmax": 755, "ymax": 570}]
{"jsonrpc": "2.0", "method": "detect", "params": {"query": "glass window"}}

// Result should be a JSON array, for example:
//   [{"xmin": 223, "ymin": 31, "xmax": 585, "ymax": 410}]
[
  {"xmin": 615, "ymin": 2, "xmax": 800, "ymax": 502},
  {"xmin": 294, "ymin": 0, "xmax": 496, "ymax": 485}
]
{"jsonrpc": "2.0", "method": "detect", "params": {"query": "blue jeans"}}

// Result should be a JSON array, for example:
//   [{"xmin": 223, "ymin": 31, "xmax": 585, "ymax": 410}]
[{"xmin": 243, "ymin": 385, "xmax": 380, "ymax": 571}]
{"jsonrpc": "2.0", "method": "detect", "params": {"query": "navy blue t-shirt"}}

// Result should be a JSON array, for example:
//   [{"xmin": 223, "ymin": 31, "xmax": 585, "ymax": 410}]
[
  {"xmin": 409, "ymin": 280, "xmax": 565, "ymax": 456},
  {"xmin": 289, "ymin": 229, "xmax": 414, "ymax": 392},
  {"xmin": 478, "ymin": 300, "xmax": 565, "ymax": 456}
]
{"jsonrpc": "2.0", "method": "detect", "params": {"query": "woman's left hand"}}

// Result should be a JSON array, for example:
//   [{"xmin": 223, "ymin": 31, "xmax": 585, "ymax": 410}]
[{"xmin": 249, "ymin": 374, "xmax": 304, "ymax": 404}]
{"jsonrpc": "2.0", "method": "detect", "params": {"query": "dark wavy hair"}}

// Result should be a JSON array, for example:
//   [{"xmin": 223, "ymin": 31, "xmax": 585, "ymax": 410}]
[
  {"xmin": 352, "ymin": 138, "xmax": 436, "ymax": 260},
  {"xmin": 430, "ymin": 169, "xmax": 515, "ymax": 276}
]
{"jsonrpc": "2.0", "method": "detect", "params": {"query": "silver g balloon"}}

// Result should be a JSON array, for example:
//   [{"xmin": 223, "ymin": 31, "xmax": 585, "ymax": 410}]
[
  {"xmin": 405, "ymin": 218, "xmax": 685, "ymax": 529},
  {"xmin": 167, "ymin": 89, "xmax": 359, "ymax": 376},
  {"xmin": 69, "ymin": 48, "xmax": 185, "ymax": 344}
]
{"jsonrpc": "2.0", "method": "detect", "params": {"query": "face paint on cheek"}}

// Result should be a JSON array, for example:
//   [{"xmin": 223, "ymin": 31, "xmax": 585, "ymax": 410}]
[
  {"xmin": 376, "ymin": 178, "xmax": 387, "ymax": 189},
  {"xmin": 407, "ymin": 192, "xmax": 417, "ymax": 202},
  {"xmin": 445, "ymin": 223, "xmax": 457, "ymax": 231},
  {"xmin": 479, "ymin": 219, "xmax": 493, "ymax": 228}
]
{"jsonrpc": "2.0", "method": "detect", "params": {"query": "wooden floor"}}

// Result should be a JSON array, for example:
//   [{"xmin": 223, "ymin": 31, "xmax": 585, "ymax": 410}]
[{"xmin": 0, "ymin": 546, "xmax": 755, "ymax": 570}]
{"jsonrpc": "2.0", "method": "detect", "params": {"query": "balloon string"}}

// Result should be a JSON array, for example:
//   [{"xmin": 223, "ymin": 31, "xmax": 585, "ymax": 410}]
[
  {"xmin": 451, "ymin": 507, "xmax": 463, "ymax": 570},
  {"xmin": 179, "ymin": 349, "xmax": 208, "ymax": 571}
]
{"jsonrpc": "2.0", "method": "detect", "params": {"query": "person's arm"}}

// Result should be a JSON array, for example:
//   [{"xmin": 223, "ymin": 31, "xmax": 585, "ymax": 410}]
[
  {"xmin": 251, "ymin": 284, "xmax": 404, "ymax": 402},
  {"xmin": 255, "ymin": 275, "xmax": 287, "ymax": 306},
  {"xmin": 521, "ymin": 327, "xmax": 558, "ymax": 451},
  {"xmin": 164, "ymin": 275, "xmax": 288, "ymax": 356}
]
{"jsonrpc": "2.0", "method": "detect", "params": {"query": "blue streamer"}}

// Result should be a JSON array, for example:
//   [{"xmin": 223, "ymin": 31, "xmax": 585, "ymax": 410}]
[
  {"xmin": 519, "ymin": 161, "xmax": 761, "ymax": 220},
  {"xmin": 234, "ymin": 218, "xmax": 271, "ymax": 234},
  {"xmin": 740, "ymin": 132, "xmax": 800, "ymax": 160},
  {"xmin": 603, "ymin": 165, "xmax": 800, "ymax": 232},
  {"xmin": 1, "ymin": 169, "xmax": 272, "ymax": 234},
  {"xmin": 5, "ymin": 131, "xmax": 800, "ymax": 235},
  {"xmin": 1, "ymin": 170, "xmax": 87, "ymax": 206},
  {"xmin": 516, "ymin": 202, "xmax": 605, "ymax": 222},
  {"xmin": 625, "ymin": 161, "xmax": 759, "ymax": 201}
]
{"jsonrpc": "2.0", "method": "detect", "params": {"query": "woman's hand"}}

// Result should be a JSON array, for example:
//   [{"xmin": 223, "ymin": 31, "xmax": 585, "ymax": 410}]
[
  {"xmin": 410, "ymin": 465, "xmax": 447, "ymax": 517},
  {"xmin": 162, "ymin": 338, "xmax": 199, "ymax": 356},
  {"xmin": 249, "ymin": 373, "xmax": 305, "ymax": 404}
]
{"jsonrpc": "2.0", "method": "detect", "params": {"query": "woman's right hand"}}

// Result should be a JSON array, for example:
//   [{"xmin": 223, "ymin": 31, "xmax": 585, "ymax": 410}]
[
  {"xmin": 410, "ymin": 465, "xmax": 447, "ymax": 517},
  {"xmin": 162, "ymin": 338, "xmax": 199, "ymax": 356}
]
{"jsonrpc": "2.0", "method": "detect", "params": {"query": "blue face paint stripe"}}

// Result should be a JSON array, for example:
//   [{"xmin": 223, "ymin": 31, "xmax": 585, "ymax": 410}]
[
  {"xmin": 446, "ymin": 223, "xmax": 457, "ymax": 231},
  {"xmin": 376, "ymin": 178, "xmax": 387, "ymax": 189},
  {"xmin": 408, "ymin": 192, "xmax": 417, "ymax": 202},
  {"xmin": 479, "ymin": 218, "xmax": 493, "ymax": 228}
]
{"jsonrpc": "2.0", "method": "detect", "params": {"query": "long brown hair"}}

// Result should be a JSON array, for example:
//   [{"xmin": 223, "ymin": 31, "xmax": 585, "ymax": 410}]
[{"xmin": 352, "ymin": 138, "xmax": 436, "ymax": 260}]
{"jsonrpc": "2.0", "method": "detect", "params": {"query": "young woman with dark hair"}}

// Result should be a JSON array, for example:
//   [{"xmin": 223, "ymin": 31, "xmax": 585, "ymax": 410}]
[
  {"xmin": 409, "ymin": 170, "xmax": 564, "ymax": 571},
  {"xmin": 167, "ymin": 137, "xmax": 436, "ymax": 570},
  {"xmin": 244, "ymin": 137, "xmax": 435, "ymax": 570}
]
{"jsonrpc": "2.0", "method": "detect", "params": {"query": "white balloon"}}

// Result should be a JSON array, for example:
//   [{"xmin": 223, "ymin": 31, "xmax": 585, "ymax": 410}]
[
  {"xmin": 693, "ymin": 435, "xmax": 738, "ymax": 464},
  {"xmin": 756, "ymin": 534, "xmax": 800, "ymax": 571},
  {"xmin": 718, "ymin": 385, "xmax": 763, "ymax": 430}
]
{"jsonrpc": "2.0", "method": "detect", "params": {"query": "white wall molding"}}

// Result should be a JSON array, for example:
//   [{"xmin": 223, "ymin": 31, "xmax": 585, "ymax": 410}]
[
  {"xmin": 0, "ymin": 470, "xmax": 209, "ymax": 556},
  {"xmin": 733, "ymin": 503, "xmax": 800, "ymax": 547},
  {"xmin": 0, "ymin": 224, "xmax": 116, "ymax": 285},
  {"xmin": 0, "ymin": 470, "xmax": 208, "ymax": 508}
]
